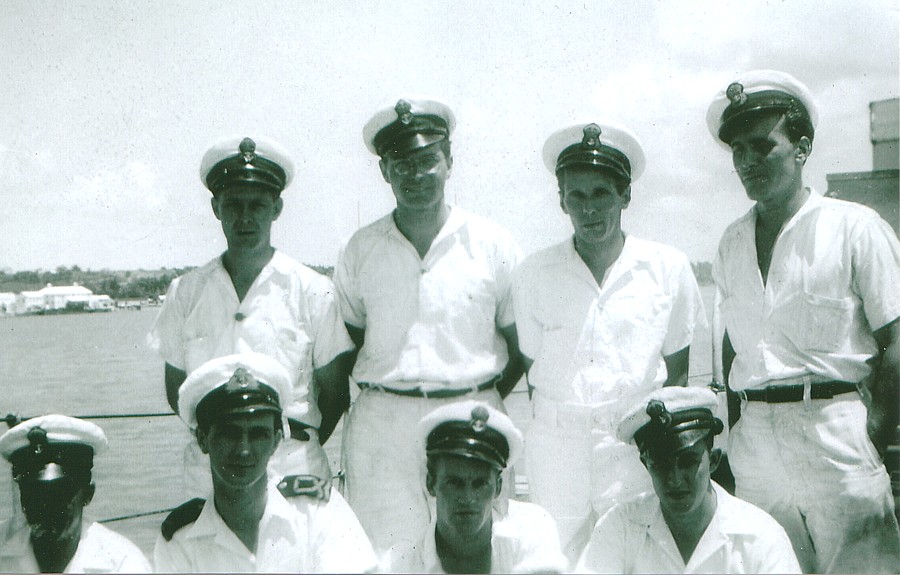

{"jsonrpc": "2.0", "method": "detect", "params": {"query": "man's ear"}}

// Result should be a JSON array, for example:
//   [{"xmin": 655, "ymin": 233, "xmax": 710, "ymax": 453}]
[
  {"xmin": 196, "ymin": 427, "xmax": 210, "ymax": 454},
  {"xmin": 81, "ymin": 483, "xmax": 96, "ymax": 507},
  {"xmin": 639, "ymin": 451, "xmax": 650, "ymax": 470},
  {"xmin": 558, "ymin": 190, "xmax": 568, "ymax": 215},
  {"xmin": 211, "ymin": 196, "xmax": 222, "ymax": 221},
  {"xmin": 709, "ymin": 448, "xmax": 723, "ymax": 475},
  {"xmin": 379, "ymin": 159, "xmax": 391, "ymax": 184},
  {"xmin": 273, "ymin": 197, "xmax": 284, "ymax": 221},
  {"xmin": 425, "ymin": 472, "xmax": 436, "ymax": 497},
  {"xmin": 796, "ymin": 136, "xmax": 812, "ymax": 165},
  {"xmin": 621, "ymin": 184, "xmax": 632, "ymax": 209},
  {"xmin": 494, "ymin": 474, "xmax": 503, "ymax": 499}
]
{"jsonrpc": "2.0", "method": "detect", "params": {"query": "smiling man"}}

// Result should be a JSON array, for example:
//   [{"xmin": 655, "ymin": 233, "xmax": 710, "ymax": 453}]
[
  {"xmin": 513, "ymin": 121, "xmax": 704, "ymax": 564},
  {"xmin": 334, "ymin": 98, "xmax": 524, "ymax": 558},
  {"xmin": 577, "ymin": 387, "xmax": 800, "ymax": 574},
  {"xmin": 0, "ymin": 415, "xmax": 150, "ymax": 573},
  {"xmin": 149, "ymin": 136, "xmax": 355, "ymax": 500},
  {"xmin": 153, "ymin": 352, "xmax": 375, "ymax": 573},
  {"xmin": 708, "ymin": 70, "xmax": 900, "ymax": 573},
  {"xmin": 387, "ymin": 400, "xmax": 566, "ymax": 573}
]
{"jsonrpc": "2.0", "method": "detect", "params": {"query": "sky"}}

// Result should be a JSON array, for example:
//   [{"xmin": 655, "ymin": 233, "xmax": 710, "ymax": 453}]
[{"xmin": 1, "ymin": 0, "xmax": 897, "ymax": 272}]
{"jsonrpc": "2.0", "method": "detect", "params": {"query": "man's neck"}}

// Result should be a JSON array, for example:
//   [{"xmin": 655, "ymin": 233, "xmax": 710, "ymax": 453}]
[
  {"xmin": 755, "ymin": 182, "xmax": 809, "ymax": 232},
  {"xmin": 222, "ymin": 246, "xmax": 275, "ymax": 301},
  {"xmin": 393, "ymin": 203, "xmax": 450, "ymax": 259},
  {"xmin": 574, "ymin": 231, "xmax": 625, "ymax": 286},
  {"xmin": 212, "ymin": 479, "xmax": 268, "ymax": 554},
  {"xmin": 32, "ymin": 529, "xmax": 82, "ymax": 573},
  {"xmin": 435, "ymin": 522, "xmax": 493, "ymax": 574},
  {"xmin": 662, "ymin": 484, "xmax": 718, "ymax": 564}
]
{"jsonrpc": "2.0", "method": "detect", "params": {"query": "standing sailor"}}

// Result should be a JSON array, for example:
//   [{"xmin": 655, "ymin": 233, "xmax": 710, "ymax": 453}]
[
  {"xmin": 154, "ymin": 352, "xmax": 376, "ymax": 573},
  {"xmin": 708, "ymin": 69, "xmax": 900, "ymax": 573},
  {"xmin": 513, "ymin": 120, "xmax": 705, "ymax": 563},
  {"xmin": 0, "ymin": 414, "xmax": 151, "ymax": 573},
  {"xmin": 333, "ymin": 98, "xmax": 525, "ymax": 557},
  {"xmin": 149, "ymin": 135, "xmax": 354, "ymax": 497}
]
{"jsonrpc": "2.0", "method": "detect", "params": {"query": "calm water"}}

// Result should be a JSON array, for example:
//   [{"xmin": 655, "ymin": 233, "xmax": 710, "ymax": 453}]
[{"xmin": 0, "ymin": 287, "xmax": 716, "ymax": 557}]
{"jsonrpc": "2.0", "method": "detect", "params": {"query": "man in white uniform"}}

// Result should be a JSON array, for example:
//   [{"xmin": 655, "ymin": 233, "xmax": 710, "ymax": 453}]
[
  {"xmin": 149, "ymin": 135, "xmax": 354, "ymax": 498},
  {"xmin": 709, "ymin": 70, "xmax": 900, "ymax": 573},
  {"xmin": 388, "ymin": 400, "xmax": 567, "ymax": 573},
  {"xmin": 334, "ymin": 98, "xmax": 524, "ymax": 557},
  {"xmin": 577, "ymin": 387, "xmax": 800, "ymax": 574},
  {"xmin": 0, "ymin": 415, "xmax": 151, "ymax": 573},
  {"xmin": 153, "ymin": 352, "xmax": 376, "ymax": 573},
  {"xmin": 513, "ymin": 121, "xmax": 705, "ymax": 563}
]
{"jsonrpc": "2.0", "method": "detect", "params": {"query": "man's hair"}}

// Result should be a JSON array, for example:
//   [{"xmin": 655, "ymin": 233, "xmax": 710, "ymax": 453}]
[
  {"xmin": 782, "ymin": 101, "xmax": 815, "ymax": 143},
  {"xmin": 383, "ymin": 138, "xmax": 452, "ymax": 163}
]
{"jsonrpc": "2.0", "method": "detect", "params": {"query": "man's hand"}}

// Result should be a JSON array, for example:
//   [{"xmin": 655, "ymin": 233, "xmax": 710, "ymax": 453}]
[{"xmin": 862, "ymin": 318, "xmax": 900, "ymax": 459}]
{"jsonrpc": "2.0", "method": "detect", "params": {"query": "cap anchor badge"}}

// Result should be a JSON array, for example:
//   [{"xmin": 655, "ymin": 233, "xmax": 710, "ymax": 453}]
[
  {"xmin": 582, "ymin": 123, "xmax": 603, "ymax": 149},
  {"xmin": 470, "ymin": 405, "xmax": 490, "ymax": 432},
  {"xmin": 395, "ymin": 99, "xmax": 414, "ymax": 125},
  {"xmin": 646, "ymin": 399, "xmax": 673, "ymax": 428},
  {"xmin": 239, "ymin": 137, "xmax": 257, "ymax": 163},
  {"xmin": 27, "ymin": 427, "xmax": 48, "ymax": 455},
  {"xmin": 726, "ymin": 82, "xmax": 748, "ymax": 107},
  {"xmin": 226, "ymin": 367, "xmax": 257, "ymax": 391}
]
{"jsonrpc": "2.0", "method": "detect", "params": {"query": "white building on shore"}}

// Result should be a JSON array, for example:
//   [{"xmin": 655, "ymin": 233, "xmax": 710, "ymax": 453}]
[{"xmin": 13, "ymin": 283, "xmax": 112, "ymax": 314}]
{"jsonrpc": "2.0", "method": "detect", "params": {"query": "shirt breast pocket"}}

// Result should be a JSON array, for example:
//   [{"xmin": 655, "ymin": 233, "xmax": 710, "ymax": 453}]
[
  {"xmin": 275, "ymin": 327, "xmax": 312, "ymax": 375},
  {"xmin": 774, "ymin": 291, "xmax": 854, "ymax": 353}
]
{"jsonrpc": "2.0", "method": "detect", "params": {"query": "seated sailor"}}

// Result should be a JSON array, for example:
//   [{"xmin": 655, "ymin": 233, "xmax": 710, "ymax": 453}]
[
  {"xmin": 388, "ymin": 400, "xmax": 567, "ymax": 574},
  {"xmin": 576, "ymin": 386, "xmax": 801, "ymax": 574},
  {"xmin": 153, "ymin": 352, "xmax": 376, "ymax": 573},
  {"xmin": 0, "ymin": 414, "xmax": 150, "ymax": 573}
]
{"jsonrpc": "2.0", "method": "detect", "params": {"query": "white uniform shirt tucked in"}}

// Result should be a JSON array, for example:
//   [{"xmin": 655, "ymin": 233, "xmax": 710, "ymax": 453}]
[
  {"xmin": 0, "ymin": 517, "xmax": 151, "ymax": 573},
  {"xmin": 713, "ymin": 191, "xmax": 900, "ymax": 391},
  {"xmin": 334, "ymin": 206, "xmax": 522, "ymax": 390},
  {"xmin": 149, "ymin": 250, "xmax": 353, "ymax": 427},
  {"xmin": 512, "ymin": 236, "xmax": 704, "ymax": 562},
  {"xmin": 390, "ymin": 500, "xmax": 568, "ymax": 574},
  {"xmin": 515, "ymin": 236, "xmax": 704, "ymax": 408},
  {"xmin": 576, "ymin": 482, "xmax": 801, "ymax": 574},
  {"xmin": 153, "ymin": 485, "xmax": 377, "ymax": 573}
]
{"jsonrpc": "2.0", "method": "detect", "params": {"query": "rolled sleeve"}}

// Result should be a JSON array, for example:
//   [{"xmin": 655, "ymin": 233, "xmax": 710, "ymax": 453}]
[
  {"xmin": 851, "ymin": 214, "xmax": 900, "ymax": 332},
  {"xmin": 147, "ymin": 277, "xmax": 187, "ymax": 370},
  {"xmin": 308, "ymin": 275, "xmax": 355, "ymax": 369},
  {"xmin": 662, "ymin": 254, "xmax": 706, "ymax": 357},
  {"xmin": 333, "ymin": 242, "xmax": 367, "ymax": 329}
]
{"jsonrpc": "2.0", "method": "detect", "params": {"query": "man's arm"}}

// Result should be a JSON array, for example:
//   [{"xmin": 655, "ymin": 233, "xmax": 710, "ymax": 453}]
[
  {"xmin": 315, "ymin": 350, "xmax": 355, "ymax": 445},
  {"xmin": 863, "ymin": 318, "xmax": 900, "ymax": 458},
  {"xmin": 522, "ymin": 355, "xmax": 535, "ymax": 400},
  {"xmin": 662, "ymin": 346, "xmax": 690, "ymax": 388},
  {"xmin": 722, "ymin": 331, "xmax": 740, "ymax": 428},
  {"xmin": 497, "ymin": 324, "xmax": 526, "ymax": 399},
  {"xmin": 165, "ymin": 363, "xmax": 187, "ymax": 413}
]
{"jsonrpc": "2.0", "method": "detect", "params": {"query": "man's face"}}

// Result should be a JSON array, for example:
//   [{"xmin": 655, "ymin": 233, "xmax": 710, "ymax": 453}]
[
  {"xmin": 729, "ymin": 112, "xmax": 808, "ymax": 206},
  {"xmin": 19, "ymin": 477, "xmax": 93, "ymax": 544},
  {"xmin": 427, "ymin": 456, "xmax": 500, "ymax": 538},
  {"xmin": 198, "ymin": 412, "xmax": 281, "ymax": 490},
  {"xmin": 211, "ymin": 186, "xmax": 283, "ymax": 251},
  {"xmin": 379, "ymin": 142, "xmax": 452, "ymax": 212},
  {"xmin": 559, "ymin": 168, "xmax": 630, "ymax": 247},
  {"xmin": 642, "ymin": 441, "xmax": 716, "ymax": 517}
]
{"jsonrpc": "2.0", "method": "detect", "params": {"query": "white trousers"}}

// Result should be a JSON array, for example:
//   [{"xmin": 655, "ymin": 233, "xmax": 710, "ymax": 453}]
[
  {"xmin": 340, "ymin": 387, "xmax": 510, "ymax": 559},
  {"xmin": 525, "ymin": 395, "xmax": 652, "ymax": 566},
  {"xmin": 730, "ymin": 394, "xmax": 900, "ymax": 574}
]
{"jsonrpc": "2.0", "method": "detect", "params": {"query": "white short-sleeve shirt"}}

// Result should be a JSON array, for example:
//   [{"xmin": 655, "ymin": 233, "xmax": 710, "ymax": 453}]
[
  {"xmin": 713, "ymin": 191, "xmax": 900, "ymax": 391},
  {"xmin": 148, "ymin": 250, "xmax": 354, "ymax": 427},
  {"xmin": 0, "ymin": 518, "xmax": 151, "ymax": 573},
  {"xmin": 153, "ymin": 485, "xmax": 376, "ymax": 573},
  {"xmin": 513, "ymin": 236, "xmax": 705, "ymax": 408},
  {"xmin": 576, "ymin": 482, "xmax": 801, "ymax": 574},
  {"xmin": 333, "ymin": 207, "xmax": 522, "ymax": 390}
]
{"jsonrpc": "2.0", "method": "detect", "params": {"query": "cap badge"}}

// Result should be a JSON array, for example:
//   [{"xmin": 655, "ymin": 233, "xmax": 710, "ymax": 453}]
[
  {"xmin": 395, "ymin": 99, "xmax": 414, "ymax": 125},
  {"xmin": 470, "ymin": 405, "xmax": 489, "ymax": 432},
  {"xmin": 646, "ymin": 399, "xmax": 673, "ymax": 428},
  {"xmin": 582, "ymin": 123, "xmax": 603, "ymax": 149},
  {"xmin": 27, "ymin": 426, "xmax": 48, "ymax": 455},
  {"xmin": 225, "ymin": 367, "xmax": 258, "ymax": 391},
  {"xmin": 726, "ymin": 82, "xmax": 747, "ymax": 107},
  {"xmin": 239, "ymin": 137, "xmax": 257, "ymax": 164}
]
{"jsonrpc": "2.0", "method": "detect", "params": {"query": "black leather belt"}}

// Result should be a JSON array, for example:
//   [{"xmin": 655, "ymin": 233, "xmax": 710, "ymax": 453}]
[
  {"xmin": 358, "ymin": 376, "xmax": 499, "ymax": 399},
  {"xmin": 287, "ymin": 418, "xmax": 313, "ymax": 441},
  {"xmin": 740, "ymin": 381, "xmax": 858, "ymax": 403}
]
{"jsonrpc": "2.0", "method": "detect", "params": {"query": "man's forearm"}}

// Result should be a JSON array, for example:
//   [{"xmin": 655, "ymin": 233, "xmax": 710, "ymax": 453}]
[{"xmin": 865, "ymin": 320, "xmax": 900, "ymax": 457}]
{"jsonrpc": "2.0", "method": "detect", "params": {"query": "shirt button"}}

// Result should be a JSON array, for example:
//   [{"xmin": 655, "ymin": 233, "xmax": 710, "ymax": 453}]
[
  {"xmin": 420, "ymin": 268, "xmax": 427, "ymax": 274},
  {"xmin": 235, "ymin": 312, "xmax": 246, "ymax": 322}
]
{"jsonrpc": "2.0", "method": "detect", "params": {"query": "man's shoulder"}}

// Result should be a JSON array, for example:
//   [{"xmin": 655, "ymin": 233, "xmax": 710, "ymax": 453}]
[
  {"xmin": 716, "ymin": 485, "xmax": 787, "ymax": 533},
  {"xmin": 270, "ymin": 252, "xmax": 335, "ymax": 288},
  {"xmin": 627, "ymin": 236, "xmax": 690, "ymax": 265},
  {"xmin": 81, "ymin": 522, "xmax": 146, "ymax": 554},
  {"xmin": 517, "ymin": 241, "xmax": 570, "ymax": 275},
  {"xmin": 454, "ymin": 207, "xmax": 518, "ymax": 245},
  {"xmin": 602, "ymin": 491, "xmax": 660, "ymax": 528}
]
